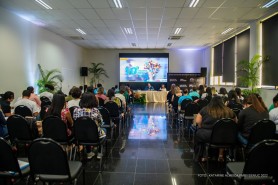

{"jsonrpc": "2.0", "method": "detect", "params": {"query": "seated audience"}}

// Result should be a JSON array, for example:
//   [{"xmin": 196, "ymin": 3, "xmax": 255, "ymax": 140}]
[
  {"xmin": 114, "ymin": 85, "xmax": 119, "ymax": 93},
  {"xmin": 73, "ymin": 92, "xmax": 106, "ymax": 159},
  {"xmin": 226, "ymin": 90, "xmax": 243, "ymax": 109},
  {"xmin": 189, "ymin": 86, "xmax": 200, "ymax": 99},
  {"xmin": 27, "ymin": 86, "xmax": 41, "ymax": 107},
  {"xmin": 105, "ymin": 89, "xmax": 121, "ymax": 107},
  {"xmin": 86, "ymin": 85, "xmax": 95, "ymax": 93},
  {"xmin": 269, "ymin": 93, "xmax": 278, "ymax": 131},
  {"xmin": 198, "ymin": 85, "xmax": 205, "ymax": 98},
  {"xmin": 167, "ymin": 84, "xmax": 175, "ymax": 105},
  {"xmin": 68, "ymin": 87, "xmax": 81, "ymax": 108},
  {"xmin": 14, "ymin": 90, "xmax": 40, "ymax": 117},
  {"xmin": 115, "ymin": 86, "xmax": 127, "ymax": 109},
  {"xmin": 95, "ymin": 87, "xmax": 107, "ymax": 101},
  {"xmin": 65, "ymin": 86, "xmax": 75, "ymax": 102},
  {"xmin": 0, "ymin": 106, "xmax": 8, "ymax": 137},
  {"xmin": 40, "ymin": 84, "xmax": 54, "ymax": 101},
  {"xmin": 144, "ymin": 83, "xmax": 154, "ymax": 91},
  {"xmin": 211, "ymin": 87, "xmax": 218, "ymax": 97},
  {"xmin": 94, "ymin": 83, "xmax": 107, "ymax": 95},
  {"xmin": 201, "ymin": 87, "xmax": 212, "ymax": 102},
  {"xmin": 194, "ymin": 96, "xmax": 236, "ymax": 162},
  {"xmin": 237, "ymin": 94, "xmax": 269, "ymax": 145},
  {"xmin": 235, "ymin": 87, "xmax": 244, "ymax": 103},
  {"xmin": 178, "ymin": 88, "xmax": 192, "ymax": 105},
  {"xmin": 218, "ymin": 87, "xmax": 228, "ymax": 97},
  {"xmin": 45, "ymin": 93, "xmax": 73, "ymax": 136},
  {"xmin": 0, "ymin": 91, "xmax": 14, "ymax": 117}
]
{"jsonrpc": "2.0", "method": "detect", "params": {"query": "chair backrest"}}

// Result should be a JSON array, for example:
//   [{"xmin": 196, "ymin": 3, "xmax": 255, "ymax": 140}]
[
  {"xmin": 180, "ymin": 99, "xmax": 192, "ymax": 111},
  {"xmin": 104, "ymin": 101, "xmax": 120, "ymax": 117},
  {"xmin": 0, "ymin": 137, "xmax": 22, "ymax": 175},
  {"xmin": 28, "ymin": 138, "xmax": 70, "ymax": 177},
  {"xmin": 227, "ymin": 102, "xmax": 243, "ymax": 110},
  {"xmin": 42, "ymin": 116, "xmax": 68, "ymax": 142},
  {"xmin": 7, "ymin": 115, "xmax": 34, "ymax": 142},
  {"xmin": 74, "ymin": 117, "xmax": 99, "ymax": 144},
  {"xmin": 184, "ymin": 102, "xmax": 200, "ymax": 116},
  {"xmin": 98, "ymin": 106, "xmax": 111, "ymax": 126},
  {"xmin": 210, "ymin": 118, "xmax": 237, "ymax": 145},
  {"xmin": 231, "ymin": 108, "xmax": 241, "ymax": 118},
  {"xmin": 197, "ymin": 98, "xmax": 209, "ymax": 110},
  {"xmin": 243, "ymin": 140, "xmax": 278, "ymax": 181},
  {"xmin": 40, "ymin": 96, "xmax": 51, "ymax": 103},
  {"xmin": 14, "ymin": 105, "xmax": 33, "ymax": 117},
  {"xmin": 247, "ymin": 119, "xmax": 276, "ymax": 146},
  {"xmin": 69, "ymin": 106, "xmax": 78, "ymax": 117},
  {"xmin": 98, "ymin": 97, "xmax": 105, "ymax": 107},
  {"xmin": 40, "ymin": 98, "xmax": 52, "ymax": 120}
]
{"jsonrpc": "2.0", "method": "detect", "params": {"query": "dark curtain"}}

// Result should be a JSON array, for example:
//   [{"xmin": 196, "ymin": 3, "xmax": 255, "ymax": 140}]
[
  {"xmin": 237, "ymin": 29, "xmax": 250, "ymax": 87},
  {"xmin": 262, "ymin": 14, "xmax": 278, "ymax": 85},
  {"xmin": 213, "ymin": 44, "xmax": 223, "ymax": 76},
  {"xmin": 223, "ymin": 37, "xmax": 235, "ymax": 82}
]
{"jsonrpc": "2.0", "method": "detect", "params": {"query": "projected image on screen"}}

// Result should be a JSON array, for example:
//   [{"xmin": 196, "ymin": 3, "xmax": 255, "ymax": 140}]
[
  {"xmin": 120, "ymin": 57, "xmax": 168, "ymax": 82},
  {"xmin": 128, "ymin": 115, "xmax": 167, "ymax": 140}
]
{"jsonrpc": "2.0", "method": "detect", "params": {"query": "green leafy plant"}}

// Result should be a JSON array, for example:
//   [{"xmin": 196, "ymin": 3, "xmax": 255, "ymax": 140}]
[
  {"xmin": 37, "ymin": 64, "xmax": 63, "ymax": 93},
  {"xmin": 237, "ymin": 54, "xmax": 265, "ymax": 93},
  {"xmin": 88, "ymin": 62, "xmax": 109, "ymax": 86}
]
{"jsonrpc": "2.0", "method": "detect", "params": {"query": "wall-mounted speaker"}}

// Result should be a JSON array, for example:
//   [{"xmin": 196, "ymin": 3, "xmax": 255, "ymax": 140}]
[
  {"xmin": 80, "ymin": 67, "xmax": 88, "ymax": 76},
  {"xmin": 200, "ymin": 67, "xmax": 207, "ymax": 77}
]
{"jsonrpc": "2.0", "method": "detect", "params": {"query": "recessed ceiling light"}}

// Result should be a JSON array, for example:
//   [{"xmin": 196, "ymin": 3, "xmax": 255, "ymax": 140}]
[
  {"xmin": 113, "ymin": 0, "xmax": 123, "ymax": 8},
  {"xmin": 35, "ymin": 0, "xmax": 52, "ymax": 9},
  {"xmin": 76, "ymin": 28, "xmax": 86, "ymax": 35},
  {"xmin": 174, "ymin": 28, "xmax": 182, "ymax": 35},
  {"xmin": 189, "ymin": 0, "xmax": 199, "ymax": 7},
  {"xmin": 262, "ymin": 0, "xmax": 278, "ymax": 8},
  {"xmin": 167, "ymin": 43, "xmax": 172, "ymax": 47},
  {"xmin": 124, "ymin": 28, "xmax": 133, "ymax": 34},
  {"xmin": 221, "ymin": 28, "xmax": 233, "ymax": 35}
]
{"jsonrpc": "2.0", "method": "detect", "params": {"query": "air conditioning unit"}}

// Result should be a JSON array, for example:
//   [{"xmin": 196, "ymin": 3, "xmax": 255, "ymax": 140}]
[{"xmin": 168, "ymin": 36, "xmax": 183, "ymax": 40}]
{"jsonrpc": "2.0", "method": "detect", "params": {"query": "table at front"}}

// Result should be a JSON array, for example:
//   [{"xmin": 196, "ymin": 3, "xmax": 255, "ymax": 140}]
[{"xmin": 137, "ymin": 91, "xmax": 168, "ymax": 102}]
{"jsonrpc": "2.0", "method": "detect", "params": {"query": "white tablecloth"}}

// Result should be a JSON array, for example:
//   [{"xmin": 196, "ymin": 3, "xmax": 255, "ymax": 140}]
[{"xmin": 137, "ymin": 91, "xmax": 168, "ymax": 102}]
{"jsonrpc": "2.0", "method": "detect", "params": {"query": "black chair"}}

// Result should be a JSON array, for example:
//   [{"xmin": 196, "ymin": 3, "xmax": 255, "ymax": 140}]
[
  {"xmin": 241, "ymin": 119, "xmax": 276, "ymax": 159},
  {"xmin": 191, "ymin": 96, "xmax": 199, "ymax": 101},
  {"xmin": 40, "ymin": 98, "xmax": 51, "ymax": 120},
  {"xmin": 42, "ymin": 116, "xmax": 74, "ymax": 156},
  {"xmin": 14, "ymin": 105, "xmax": 33, "ymax": 118},
  {"xmin": 40, "ymin": 96, "xmax": 51, "ymax": 102},
  {"xmin": 74, "ymin": 117, "xmax": 107, "ymax": 172},
  {"xmin": 227, "ymin": 139, "xmax": 278, "ymax": 185},
  {"xmin": 0, "ymin": 137, "xmax": 30, "ymax": 185},
  {"xmin": 98, "ymin": 106, "xmax": 115, "ymax": 140},
  {"xmin": 104, "ymin": 101, "xmax": 122, "ymax": 134},
  {"xmin": 182, "ymin": 102, "xmax": 200, "ymax": 138},
  {"xmin": 7, "ymin": 115, "xmax": 36, "ymax": 146},
  {"xmin": 28, "ymin": 138, "xmax": 83, "ymax": 185},
  {"xmin": 97, "ymin": 97, "xmax": 105, "ymax": 107},
  {"xmin": 180, "ymin": 99, "xmax": 192, "ymax": 112},
  {"xmin": 69, "ymin": 106, "xmax": 78, "ymax": 118},
  {"xmin": 205, "ymin": 118, "xmax": 237, "ymax": 170},
  {"xmin": 231, "ymin": 108, "xmax": 241, "ymax": 118}
]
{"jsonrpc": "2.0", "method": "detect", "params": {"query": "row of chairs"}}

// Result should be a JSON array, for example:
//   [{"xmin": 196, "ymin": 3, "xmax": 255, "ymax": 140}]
[{"xmin": 0, "ymin": 137, "xmax": 83, "ymax": 185}]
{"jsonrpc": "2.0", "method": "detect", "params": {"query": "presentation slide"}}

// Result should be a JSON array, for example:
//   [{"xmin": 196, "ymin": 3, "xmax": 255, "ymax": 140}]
[{"xmin": 120, "ymin": 57, "xmax": 168, "ymax": 82}]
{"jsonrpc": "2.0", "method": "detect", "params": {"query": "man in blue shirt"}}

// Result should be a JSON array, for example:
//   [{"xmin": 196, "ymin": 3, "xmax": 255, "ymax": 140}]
[{"xmin": 144, "ymin": 83, "xmax": 154, "ymax": 91}]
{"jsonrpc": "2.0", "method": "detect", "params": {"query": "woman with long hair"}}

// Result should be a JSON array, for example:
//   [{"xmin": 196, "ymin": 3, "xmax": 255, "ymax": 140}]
[
  {"xmin": 237, "ymin": 94, "xmax": 269, "ymax": 145},
  {"xmin": 45, "ymin": 93, "xmax": 73, "ymax": 136},
  {"xmin": 73, "ymin": 92, "xmax": 106, "ymax": 159},
  {"xmin": 226, "ymin": 90, "xmax": 243, "ymax": 109},
  {"xmin": 194, "ymin": 96, "xmax": 236, "ymax": 162}
]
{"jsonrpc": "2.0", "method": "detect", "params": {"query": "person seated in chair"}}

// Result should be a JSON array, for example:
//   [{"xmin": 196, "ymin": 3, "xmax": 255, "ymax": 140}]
[
  {"xmin": 68, "ymin": 87, "xmax": 81, "ymax": 108},
  {"xmin": 27, "ymin": 86, "xmax": 41, "ymax": 108},
  {"xmin": 159, "ymin": 84, "xmax": 167, "ymax": 91},
  {"xmin": 269, "ymin": 93, "xmax": 278, "ymax": 132},
  {"xmin": 144, "ymin": 83, "xmax": 154, "ymax": 91},
  {"xmin": 39, "ymin": 84, "xmax": 54, "ymax": 101},
  {"xmin": 0, "ymin": 106, "xmax": 8, "ymax": 137},
  {"xmin": 0, "ymin": 91, "xmax": 14, "ymax": 117},
  {"xmin": 14, "ymin": 90, "xmax": 40, "ymax": 117}
]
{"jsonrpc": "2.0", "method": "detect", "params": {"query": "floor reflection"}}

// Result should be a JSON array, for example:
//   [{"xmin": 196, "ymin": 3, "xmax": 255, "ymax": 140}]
[{"xmin": 129, "ymin": 115, "xmax": 167, "ymax": 140}]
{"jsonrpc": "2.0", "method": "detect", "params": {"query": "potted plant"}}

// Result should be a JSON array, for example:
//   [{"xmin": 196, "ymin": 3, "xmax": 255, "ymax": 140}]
[
  {"xmin": 237, "ymin": 54, "xmax": 266, "ymax": 96},
  {"xmin": 37, "ymin": 64, "xmax": 63, "ymax": 93},
  {"xmin": 88, "ymin": 62, "xmax": 109, "ymax": 86}
]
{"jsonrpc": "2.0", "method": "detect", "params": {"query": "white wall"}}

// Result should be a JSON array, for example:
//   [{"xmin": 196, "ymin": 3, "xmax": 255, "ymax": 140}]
[
  {"xmin": 0, "ymin": 7, "xmax": 84, "ymax": 99},
  {"xmin": 83, "ymin": 48, "xmax": 208, "ymax": 89}
]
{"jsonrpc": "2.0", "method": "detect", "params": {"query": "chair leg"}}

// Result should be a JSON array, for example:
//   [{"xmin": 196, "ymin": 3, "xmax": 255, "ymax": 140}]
[{"xmin": 99, "ymin": 145, "xmax": 103, "ymax": 172}]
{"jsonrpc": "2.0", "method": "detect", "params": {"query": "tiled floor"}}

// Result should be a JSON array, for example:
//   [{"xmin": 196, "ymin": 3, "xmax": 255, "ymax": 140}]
[
  {"xmin": 79, "ymin": 103, "xmax": 235, "ymax": 185},
  {"xmin": 12, "ymin": 102, "xmax": 236, "ymax": 185}
]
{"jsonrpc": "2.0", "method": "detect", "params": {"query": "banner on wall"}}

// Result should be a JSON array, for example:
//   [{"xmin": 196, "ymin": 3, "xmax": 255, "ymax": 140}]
[{"xmin": 167, "ymin": 73, "xmax": 205, "ymax": 89}]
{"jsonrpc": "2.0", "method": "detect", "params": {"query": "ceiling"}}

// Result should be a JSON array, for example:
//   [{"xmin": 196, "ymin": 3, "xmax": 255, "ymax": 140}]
[{"xmin": 0, "ymin": 0, "xmax": 277, "ymax": 49}]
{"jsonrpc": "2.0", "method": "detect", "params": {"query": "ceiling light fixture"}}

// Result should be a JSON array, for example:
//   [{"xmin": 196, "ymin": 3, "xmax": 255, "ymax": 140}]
[
  {"xmin": 124, "ymin": 27, "xmax": 133, "ymax": 34},
  {"xmin": 76, "ymin": 28, "xmax": 86, "ymax": 35},
  {"xmin": 189, "ymin": 0, "xmax": 199, "ymax": 7},
  {"xmin": 113, "ymin": 0, "xmax": 123, "ymax": 8},
  {"xmin": 131, "ymin": 43, "xmax": 136, "ymax": 47},
  {"xmin": 262, "ymin": 0, "xmax": 278, "ymax": 8},
  {"xmin": 35, "ymin": 0, "xmax": 52, "ymax": 9},
  {"xmin": 174, "ymin": 28, "xmax": 182, "ymax": 35},
  {"xmin": 221, "ymin": 28, "xmax": 233, "ymax": 34},
  {"xmin": 167, "ymin": 43, "xmax": 172, "ymax": 47}
]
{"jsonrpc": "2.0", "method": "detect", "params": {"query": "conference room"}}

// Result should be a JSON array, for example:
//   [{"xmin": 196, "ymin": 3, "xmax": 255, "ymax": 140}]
[{"xmin": 0, "ymin": 0, "xmax": 278, "ymax": 185}]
